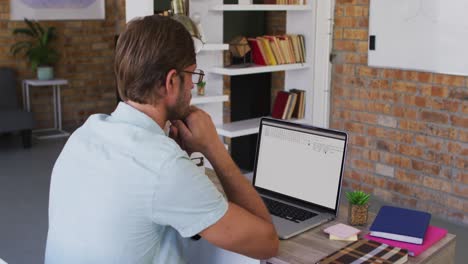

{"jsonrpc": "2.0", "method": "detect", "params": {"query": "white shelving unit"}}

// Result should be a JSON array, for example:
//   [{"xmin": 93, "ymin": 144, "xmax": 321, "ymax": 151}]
[
  {"xmin": 200, "ymin": 43, "xmax": 229, "ymax": 51},
  {"xmin": 216, "ymin": 117, "xmax": 308, "ymax": 137},
  {"xmin": 208, "ymin": 63, "xmax": 310, "ymax": 76},
  {"xmin": 191, "ymin": 90, "xmax": 228, "ymax": 105},
  {"xmin": 216, "ymin": 118, "xmax": 262, "ymax": 138},
  {"xmin": 209, "ymin": 1, "xmax": 334, "ymax": 139},
  {"xmin": 211, "ymin": 4, "xmax": 312, "ymax": 11}
]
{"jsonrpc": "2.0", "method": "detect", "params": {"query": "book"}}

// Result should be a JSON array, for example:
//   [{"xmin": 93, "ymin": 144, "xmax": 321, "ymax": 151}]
[
  {"xmin": 284, "ymin": 92, "xmax": 297, "ymax": 119},
  {"xmin": 323, "ymin": 223, "xmax": 361, "ymax": 239},
  {"xmin": 289, "ymin": 89, "xmax": 303, "ymax": 119},
  {"xmin": 365, "ymin": 225, "xmax": 448, "ymax": 257},
  {"xmin": 271, "ymin": 91, "xmax": 290, "ymax": 119},
  {"xmin": 247, "ymin": 38, "xmax": 267, "ymax": 66},
  {"xmin": 370, "ymin": 206, "xmax": 431, "ymax": 245},
  {"xmin": 281, "ymin": 92, "xmax": 293, "ymax": 119},
  {"xmin": 329, "ymin": 234, "xmax": 358, "ymax": 241},
  {"xmin": 258, "ymin": 37, "xmax": 277, "ymax": 65},
  {"xmin": 316, "ymin": 239, "xmax": 408, "ymax": 264}
]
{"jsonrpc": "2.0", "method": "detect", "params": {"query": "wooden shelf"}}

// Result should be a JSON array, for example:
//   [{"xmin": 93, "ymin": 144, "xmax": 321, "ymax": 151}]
[
  {"xmin": 201, "ymin": 43, "xmax": 229, "ymax": 51},
  {"xmin": 211, "ymin": 4, "xmax": 311, "ymax": 11},
  {"xmin": 209, "ymin": 63, "xmax": 309, "ymax": 76},
  {"xmin": 191, "ymin": 91, "xmax": 228, "ymax": 105}
]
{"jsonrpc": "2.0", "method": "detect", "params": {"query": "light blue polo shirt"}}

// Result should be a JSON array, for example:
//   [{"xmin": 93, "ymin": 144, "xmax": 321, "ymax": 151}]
[{"xmin": 45, "ymin": 102, "xmax": 228, "ymax": 264}]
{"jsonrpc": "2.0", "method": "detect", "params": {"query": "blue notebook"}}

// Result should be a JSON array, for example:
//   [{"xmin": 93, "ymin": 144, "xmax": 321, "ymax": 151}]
[{"xmin": 369, "ymin": 206, "xmax": 431, "ymax": 245}]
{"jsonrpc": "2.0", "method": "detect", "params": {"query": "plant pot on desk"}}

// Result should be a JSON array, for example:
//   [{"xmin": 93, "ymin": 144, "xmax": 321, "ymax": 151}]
[{"xmin": 348, "ymin": 203, "xmax": 368, "ymax": 226}]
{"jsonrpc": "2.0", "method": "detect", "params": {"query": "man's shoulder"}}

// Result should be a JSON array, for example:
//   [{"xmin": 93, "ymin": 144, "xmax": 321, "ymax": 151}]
[{"xmin": 69, "ymin": 113, "xmax": 188, "ymax": 165}]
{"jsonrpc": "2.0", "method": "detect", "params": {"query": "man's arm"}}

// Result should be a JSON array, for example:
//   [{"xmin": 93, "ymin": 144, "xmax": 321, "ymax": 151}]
[{"xmin": 170, "ymin": 108, "xmax": 279, "ymax": 259}]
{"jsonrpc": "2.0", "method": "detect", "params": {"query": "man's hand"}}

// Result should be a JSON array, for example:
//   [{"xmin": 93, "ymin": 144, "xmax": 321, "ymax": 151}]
[{"xmin": 169, "ymin": 106, "xmax": 223, "ymax": 157}]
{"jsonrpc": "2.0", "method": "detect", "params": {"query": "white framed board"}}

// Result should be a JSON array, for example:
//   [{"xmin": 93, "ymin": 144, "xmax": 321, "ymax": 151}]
[{"xmin": 368, "ymin": 0, "xmax": 468, "ymax": 76}]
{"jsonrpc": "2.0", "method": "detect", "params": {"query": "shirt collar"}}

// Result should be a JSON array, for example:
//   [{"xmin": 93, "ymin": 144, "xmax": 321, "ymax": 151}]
[{"xmin": 111, "ymin": 102, "xmax": 165, "ymax": 135}]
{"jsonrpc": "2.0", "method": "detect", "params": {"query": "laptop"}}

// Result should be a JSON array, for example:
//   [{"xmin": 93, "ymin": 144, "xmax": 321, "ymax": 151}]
[{"xmin": 252, "ymin": 117, "xmax": 348, "ymax": 239}]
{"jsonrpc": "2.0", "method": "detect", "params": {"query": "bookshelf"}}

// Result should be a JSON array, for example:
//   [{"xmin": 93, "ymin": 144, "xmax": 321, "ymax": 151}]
[
  {"xmin": 200, "ymin": 43, "xmax": 229, "ymax": 51},
  {"xmin": 205, "ymin": 0, "xmax": 334, "ymax": 140},
  {"xmin": 216, "ymin": 117, "xmax": 306, "ymax": 137},
  {"xmin": 190, "ymin": 90, "xmax": 228, "ymax": 105},
  {"xmin": 211, "ymin": 4, "xmax": 313, "ymax": 11},
  {"xmin": 208, "ymin": 63, "xmax": 310, "ymax": 76}
]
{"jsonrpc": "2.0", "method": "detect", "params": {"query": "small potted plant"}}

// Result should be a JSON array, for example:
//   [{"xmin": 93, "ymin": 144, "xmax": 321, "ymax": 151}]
[
  {"xmin": 10, "ymin": 18, "xmax": 59, "ymax": 80},
  {"xmin": 346, "ymin": 190, "xmax": 370, "ymax": 226},
  {"xmin": 197, "ymin": 80, "xmax": 206, "ymax": 96}
]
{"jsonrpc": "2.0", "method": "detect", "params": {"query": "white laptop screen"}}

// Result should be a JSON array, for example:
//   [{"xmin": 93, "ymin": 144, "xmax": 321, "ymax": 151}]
[{"xmin": 254, "ymin": 121, "xmax": 346, "ymax": 210}]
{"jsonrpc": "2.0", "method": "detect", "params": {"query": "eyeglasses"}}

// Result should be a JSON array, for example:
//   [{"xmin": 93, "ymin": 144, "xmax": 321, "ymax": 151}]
[{"xmin": 182, "ymin": 69, "xmax": 205, "ymax": 85}]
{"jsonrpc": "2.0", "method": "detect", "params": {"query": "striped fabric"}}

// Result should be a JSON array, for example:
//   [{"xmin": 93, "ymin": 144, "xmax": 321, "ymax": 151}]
[{"xmin": 317, "ymin": 239, "xmax": 408, "ymax": 264}]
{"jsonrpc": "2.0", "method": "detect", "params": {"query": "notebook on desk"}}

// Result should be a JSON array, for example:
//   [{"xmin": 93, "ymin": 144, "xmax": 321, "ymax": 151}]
[{"xmin": 252, "ymin": 118, "xmax": 348, "ymax": 239}]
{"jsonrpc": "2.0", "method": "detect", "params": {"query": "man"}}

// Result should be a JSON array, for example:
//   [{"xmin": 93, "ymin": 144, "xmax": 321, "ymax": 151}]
[{"xmin": 45, "ymin": 15, "xmax": 278, "ymax": 263}]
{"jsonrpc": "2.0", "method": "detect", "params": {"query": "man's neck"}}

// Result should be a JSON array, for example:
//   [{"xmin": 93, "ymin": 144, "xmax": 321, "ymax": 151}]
[{"xmin": 126, "ymin": 101, "xmax": 167, "ymax": 129}]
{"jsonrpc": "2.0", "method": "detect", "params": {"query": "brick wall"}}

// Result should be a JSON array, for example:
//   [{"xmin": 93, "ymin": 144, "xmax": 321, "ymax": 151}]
[
  {"xmin": 331, "ymin": 0, "xmax": 468, "ymax": 225},
  {"xmin": 0, "ymin": 0, "xmax": 126, "ymax": 130}
]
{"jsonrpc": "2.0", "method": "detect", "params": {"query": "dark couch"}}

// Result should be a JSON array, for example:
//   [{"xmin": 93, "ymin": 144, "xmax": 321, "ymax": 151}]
[{"xmin": 0, "ymin": 68, "xmax": 34, "ymax": 148}]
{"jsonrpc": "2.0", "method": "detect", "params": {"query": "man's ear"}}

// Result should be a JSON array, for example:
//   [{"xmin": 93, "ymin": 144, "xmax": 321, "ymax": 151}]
[{"xmin": 164, "ymin": 69, "xmax": 179, "ymax": 96}]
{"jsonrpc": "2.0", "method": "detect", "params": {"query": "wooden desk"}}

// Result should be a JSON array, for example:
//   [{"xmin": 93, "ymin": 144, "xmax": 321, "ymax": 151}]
[{"xmin": 205, "ymin": 170, "xmax": 456, "ymax": 264}]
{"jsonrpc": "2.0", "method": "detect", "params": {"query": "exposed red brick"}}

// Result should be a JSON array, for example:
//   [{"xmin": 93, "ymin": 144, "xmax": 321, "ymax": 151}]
[
  {"xmin": 391, "ymin": 81, "xmax": 418, "ymax": 93},
  {"xmin": 420, "ymin": 111, "xmax": 449, "ymax": 124},
  {"xmin": 433, "ymin": 74, "xmax": 465, "ymax": 87},
  {"xmin": 454, "ymin": 184, "xmax": 468, "ymax": 198},
  {"xmin": 423, "ymin": 177, "xmax": 451, "ymax": 192},
  {"xmin": 411, "ymin": 160, "xmax": 441, "ymax": 176},
  {"xmin": 450, "ymin": 115, "xmax": 468, "ymax": 128},
  {"xmin": 344, "ymin": 5, "xmax": 369, "ymax": 17},
  {"xmin": 335, "ymin": 40, "xmax": 358, "ymax": 51},
  {"xmin": 395, "ymin": 170, "xmax": 423, "ymax": 184},
  {"xmin": 398, "ymin": 144, "xmax": 424, "ymax": 158}
]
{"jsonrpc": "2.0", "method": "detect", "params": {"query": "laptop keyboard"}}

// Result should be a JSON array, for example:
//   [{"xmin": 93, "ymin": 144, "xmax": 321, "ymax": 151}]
[{"xmin": 262, "ymin": 197, "xmax": 317, "ymax": 223}]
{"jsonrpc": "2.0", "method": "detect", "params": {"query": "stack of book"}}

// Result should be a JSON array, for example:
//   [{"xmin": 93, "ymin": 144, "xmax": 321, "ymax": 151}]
[
  {"xmin": 271, "ymin": 89, "xmax": 305, "ymax": 120},
  {"xmin": 366, "ymin": 206, "xmax": 448, "ymax": 257},
  {"xmin": 317, "ymin": 239, "xmax": 408, "ymax": 264},
  {"xmin": 248, "ymin": 34, "xmax": 305, "ymax": 66}
]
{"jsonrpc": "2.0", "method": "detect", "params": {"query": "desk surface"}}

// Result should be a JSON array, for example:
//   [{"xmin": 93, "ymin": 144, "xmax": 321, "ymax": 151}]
[{"xmin": 205, "ymin": 170, "xmax": 456, "ymax": 264}]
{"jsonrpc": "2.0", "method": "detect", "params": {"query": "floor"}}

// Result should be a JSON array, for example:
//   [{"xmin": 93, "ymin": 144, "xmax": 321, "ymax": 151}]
[{"xmin": 0, "ymin": 134, "xmax": 466, "ymax": 264}]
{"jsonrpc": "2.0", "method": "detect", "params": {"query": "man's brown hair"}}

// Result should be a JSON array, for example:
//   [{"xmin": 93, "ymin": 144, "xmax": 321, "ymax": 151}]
[{"xmin": 115, "ymin": 15, "xmax": 196, "ymax": 104}]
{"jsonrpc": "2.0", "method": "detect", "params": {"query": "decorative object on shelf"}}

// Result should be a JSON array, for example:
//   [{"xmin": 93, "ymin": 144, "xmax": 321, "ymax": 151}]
[
  {"xmin": 197, "ymin": 80, "xmax": 206, "ymax": 96},
  {"xmin": 171, "ymin": 0, "xmax": 205, "ymax": 53},
  {"xmin": 191, "ymin": 12, "xmax": 207, "ymax": 44},
  {"xmin": 228, "ymin": 35, "xmax": 252, "ymax": 68},
  {"xmin": 346, "ymin": 190, "xmax": 370, "ymax": 226},
  {"xmin": 11, "ymin": 18, "xmax": 59, "ymax": 80}
]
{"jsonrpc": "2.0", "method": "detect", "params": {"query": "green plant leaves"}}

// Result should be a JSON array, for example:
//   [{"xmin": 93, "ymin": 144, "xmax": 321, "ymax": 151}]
[
  {"xmin": 10, "ymin": 18, "xmax": 59, "ymax": 70},
  {"xmin": 346, "ymin": 190, "xmax": 370, "ymax": 205},
  {"xmin": 12, "ymin": 28, "xmax": 35, "ymax": 37}
]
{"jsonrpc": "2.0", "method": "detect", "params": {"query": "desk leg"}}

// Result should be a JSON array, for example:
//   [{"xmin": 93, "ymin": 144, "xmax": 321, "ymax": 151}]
[
  {"xmin": 22, "ymin": 81, "xmax": 26, "ymax": 110},
  {"xmin": 57, "ymin": 85, "xmax": 62, "ymax": 131},
  {"xmin": 52, "ymin": 85, "xmax": 58, "ymax": 130},
  {"xmin": 25, "ymin": 83, "xmax": 31, "ymax": 112}
]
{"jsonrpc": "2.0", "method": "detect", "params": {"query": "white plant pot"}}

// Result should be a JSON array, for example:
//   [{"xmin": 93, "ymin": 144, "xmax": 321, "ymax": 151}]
[{"xmin": 37, "ymin": 66, "xmax": 54, "ymax": 80}]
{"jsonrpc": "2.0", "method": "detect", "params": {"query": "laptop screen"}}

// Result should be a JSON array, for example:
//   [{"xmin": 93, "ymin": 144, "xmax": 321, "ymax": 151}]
[{"xmin": 253, "ymin": 119, "xmax": 347, "ymax": 211}]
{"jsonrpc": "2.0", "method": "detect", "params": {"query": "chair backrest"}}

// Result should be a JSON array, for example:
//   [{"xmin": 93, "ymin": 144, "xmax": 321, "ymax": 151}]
[{"xmin": 0, "ymin": 67, "xmax": 18, "ymax": 108}]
